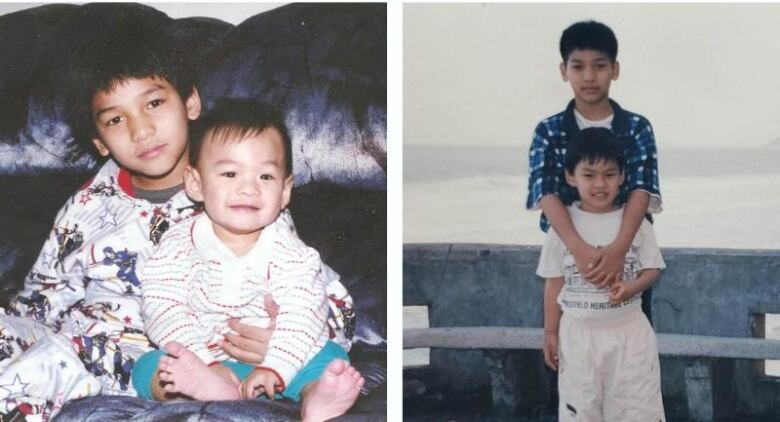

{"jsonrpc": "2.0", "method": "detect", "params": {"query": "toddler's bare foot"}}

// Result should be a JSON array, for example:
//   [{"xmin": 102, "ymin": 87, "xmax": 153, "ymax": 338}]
[
  {"xmin": 158, "ymin": 341, "xmax": 240, "ymax": 401},
  {"xmin": 301, "ymin": 359, "xmax": 365, "ymax": 422}
]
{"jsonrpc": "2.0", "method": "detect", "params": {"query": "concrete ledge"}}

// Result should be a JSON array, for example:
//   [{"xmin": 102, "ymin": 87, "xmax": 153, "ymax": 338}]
[{"xmin": 404, "ymin": 327, "xmax": 780, "ymax": 359}]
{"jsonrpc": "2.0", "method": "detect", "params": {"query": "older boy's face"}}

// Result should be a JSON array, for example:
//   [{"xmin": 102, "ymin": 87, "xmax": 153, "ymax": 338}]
[
  {"xmin": 184, "ymin": 128, "xmax": 293, "ymax": 248},
  {"xmin": 91, "ymin": 77, "xmax": 201, "ymax": 190},
  {"xmin": 565, "ymin": 159, "xmax": 624, "ymax": 214},
  {"xmin": 560, "ymin": 49, "xmax": 619, "ymax": 107}
]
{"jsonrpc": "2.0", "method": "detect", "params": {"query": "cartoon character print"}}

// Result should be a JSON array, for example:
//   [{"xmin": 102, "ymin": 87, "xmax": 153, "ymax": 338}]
[
  {"xmin": 101, "ymin": 247, "xmax": 141, "ymax": 292},
  {"xmin": 72, "ymin": 333, "xmax": 133, "ymax": 391},
  {"xmin": 328, "ymin": 295, "xmax": 356, "ymax": 340},
  {"xmin": 87, "ymin": 181, "xmax": 118, "ymax": 197},
  {"xmin": 28, "ymin": 271, "xmax": 75, "ymax": 293},
  {"xmin": 67, "ymin": 300, "xmax": 122, "ymax": 324},
  {"xmin": 0, "ymin": 330, "xmax": 33, "ymax": 362},
  {"xmin": 53, "ymin": 224, "xmax": 84, "ymax": 269},
  {"xmin": 146, "ymin": 204, "xmax": 174, "ymax": 245},
  {"xmin": 7, "ymin": 291, "xmax": 51, "ymax": 322},
  {"xmin": 0, "ymin": 340, "xmax": 13, "ymax": 362}
]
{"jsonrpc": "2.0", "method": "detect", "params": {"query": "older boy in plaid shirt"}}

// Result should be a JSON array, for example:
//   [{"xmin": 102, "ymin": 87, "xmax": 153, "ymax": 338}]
[{"xmin": 527, "ymin": 20, "xmax": 662, "ymax": 293}]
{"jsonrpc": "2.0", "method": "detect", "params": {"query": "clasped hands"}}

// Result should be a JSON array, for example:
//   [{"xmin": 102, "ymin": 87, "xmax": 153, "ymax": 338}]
[{"xmin": 572, "ymin": 242, "xmax": 631, "ymax": 304}]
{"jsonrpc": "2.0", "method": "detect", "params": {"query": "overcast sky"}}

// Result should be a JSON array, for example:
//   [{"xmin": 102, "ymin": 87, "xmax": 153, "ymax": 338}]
[
  {"xmin": 0, "ymin": 3, "xmax": 284, "ymax": 26},
  {"xmin": 404, "ymin": 3, "xmax": 780, "ymax": 149}
]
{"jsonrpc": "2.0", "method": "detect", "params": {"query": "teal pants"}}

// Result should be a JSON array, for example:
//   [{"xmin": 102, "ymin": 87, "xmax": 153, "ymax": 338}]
[{"xmin": 132, "ymin": 341, "xmax": 348, "ymax": 402}]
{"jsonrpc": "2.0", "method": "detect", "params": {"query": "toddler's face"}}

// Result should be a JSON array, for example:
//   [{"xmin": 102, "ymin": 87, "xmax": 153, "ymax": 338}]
[
  {"xmin": 186, "ymin": 127, "xmax": 292, "ymax": 245},
  {"xmin": 565, "ymin": 158, "xmax": 624, "ymax": 213}
]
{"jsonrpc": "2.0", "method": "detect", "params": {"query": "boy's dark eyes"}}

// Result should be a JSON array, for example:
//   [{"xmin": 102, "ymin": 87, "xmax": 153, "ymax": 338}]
[
  {"xmin": 221, "ymin": 171, "xmax": 237, "ymax": 178},
  {"xmin": 106, "ymin": 116, "xmax": 123, "ymax": 126},
  {"xmin": 147, "ymin": 98, "xmax": 164, "ymax": 109},
  {"xmin": 260, "ymin": 174, "xmax": 274, "ymax": 181}
]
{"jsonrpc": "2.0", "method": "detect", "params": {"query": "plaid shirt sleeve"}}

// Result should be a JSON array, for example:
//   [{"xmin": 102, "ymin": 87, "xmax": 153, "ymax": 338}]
[
  {"xmin": 622, "ymin": 117, "xmax": 661, "ymax": 199},
  {"xmin": 526, "ymin": 120, "xmax": 566, "ymax": 211}
]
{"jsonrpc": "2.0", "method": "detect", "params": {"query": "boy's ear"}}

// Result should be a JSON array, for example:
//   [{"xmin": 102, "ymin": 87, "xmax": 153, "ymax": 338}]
[
  {"xmin": 612, "ymin": 60, "xmax": 620, "ymax": 81},
  {"xmin": 183, "ymin": 165, "xmax": 204, "ymax": 202},
  {"xmin": 564, "ymin": 170, "xmax": 577, "ymax": 187},
  {"xmin": 185, "ymin": 87, "xmax": 202, "ymax": 121},
  {"xmin": 281, "ymin": 175, "xmax": 294, "ymax": 209},
  {"xmin": 91, "ymin": 138, "xmax": 110, "ymax": 157},
  {"xmin": 618, "ymin": 170, "xmax": 625, "ymax": 185},
  {"xmin": 559, "ymin": 61, "xmax": 568, "ymax": 81}
]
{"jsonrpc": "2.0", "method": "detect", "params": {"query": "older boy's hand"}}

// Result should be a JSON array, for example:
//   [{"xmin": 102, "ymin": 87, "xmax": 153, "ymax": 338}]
[
  {"xmin": 220, "ymin": 294, "xmax": 278, "ymax": 364},
  {"xmin": 585, "ymin": 243, "xmax": 626, "ymax": 287},
  {"xmin": 240, "ymin": 368, "xmax": 282, "ymax": 399},
  {"xmin": 543, "ymin": 332, "xmax": 559, "ymax": 371},
  {"xmin": 570, "ymin": 242, "xmax": 600, "ymax": 277}
]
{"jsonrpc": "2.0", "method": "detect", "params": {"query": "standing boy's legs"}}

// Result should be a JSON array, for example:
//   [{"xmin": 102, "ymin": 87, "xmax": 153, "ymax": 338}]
[
  {"xmin": 559, "ymin": 310, "xmax": 665, "ymax": 422},
  {"xmin": 558, "ymin": 314, "xmax": 603, "ymax": 422},
  {"xmin": 602, "ymin": 311, "xmax": 665, "ymax": 421}
]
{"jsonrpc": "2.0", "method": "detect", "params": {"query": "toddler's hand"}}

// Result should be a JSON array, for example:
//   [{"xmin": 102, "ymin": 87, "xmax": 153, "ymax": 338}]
[
  {"xmin": 240, "ymin": 368, "xmax": 282, "ymax": 399},
  {"xmin": 543, "ymin": 332, "xmax": 559, "ymax": 371}
]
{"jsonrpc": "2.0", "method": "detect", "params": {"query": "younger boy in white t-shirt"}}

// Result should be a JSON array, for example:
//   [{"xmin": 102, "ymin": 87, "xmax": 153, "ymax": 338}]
[{"xmin": 537, "ymin": 127, "xmax": 666, "ymax": 421}]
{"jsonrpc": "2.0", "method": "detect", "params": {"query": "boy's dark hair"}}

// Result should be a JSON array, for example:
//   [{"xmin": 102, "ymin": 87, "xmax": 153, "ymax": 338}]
[
  {"xmin": 564, "ymin": 127, "xmax": 624, "ymax": 174},
  {"xmin": 55, "ymin": 4, "xmax": 195, "ymax": 158},
  {"xmin": 190, "ymin": 99, "xmax": 293, "ymax": 176},
  {"xmin": 559, "ymin": 20, "xmax": 618, "ymax": 63}
]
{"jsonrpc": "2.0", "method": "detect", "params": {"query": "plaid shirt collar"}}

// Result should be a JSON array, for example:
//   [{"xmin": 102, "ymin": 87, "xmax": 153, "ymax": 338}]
[{"xmin": 561, "ymin": 98, "xmax": 629, "ymax": 136}]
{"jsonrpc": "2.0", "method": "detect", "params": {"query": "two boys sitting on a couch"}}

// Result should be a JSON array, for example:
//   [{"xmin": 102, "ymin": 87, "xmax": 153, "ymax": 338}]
[{"xmin": 0, "ymin": 19, "xmax": 361, "ymax": 422}]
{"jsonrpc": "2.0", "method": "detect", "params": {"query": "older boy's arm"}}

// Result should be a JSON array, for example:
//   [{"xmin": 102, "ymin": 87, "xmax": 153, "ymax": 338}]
[
  {"xmin": 585, "ymin": 190, "xmax": 649, "ymax": 286},
  {"xmin": 543, "ymin": 277, "xmax": 564, "ymax": 370},
  {"xmin": 540, "ymin": 195, "xmax": 598, "ymax": 275}
]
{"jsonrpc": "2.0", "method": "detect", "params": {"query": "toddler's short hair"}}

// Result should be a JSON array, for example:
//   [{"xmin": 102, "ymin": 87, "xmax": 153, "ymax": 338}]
[
  {"xmin": 559, "ymin": 20, "xmax": 618, "ymax": 63},
  {"xmin": 564, "ymin": 127, "xmax": 624, "ymax": 174},
  {"xmin": 190, "ymin": 99, "xmax": 293, "ymax": 177}
]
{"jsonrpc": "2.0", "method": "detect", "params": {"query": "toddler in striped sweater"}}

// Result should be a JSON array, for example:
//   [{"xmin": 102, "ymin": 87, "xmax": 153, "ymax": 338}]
[{"xmin": 135, "ymin": 99, "xmax": 364, "ymax": 421}]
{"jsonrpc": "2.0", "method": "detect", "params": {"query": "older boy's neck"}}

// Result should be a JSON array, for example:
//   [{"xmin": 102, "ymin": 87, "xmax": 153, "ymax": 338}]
[
  {"xmin": 130, "ymin": 155, "xmax": 189, "ymax": 191},
  {"xmin": 131, "ymin": 173, "xmax": 184, "ymax": 191},
  {"xmin": 574, "ymin": 98, "xmax": 613, "ymax": 121}
]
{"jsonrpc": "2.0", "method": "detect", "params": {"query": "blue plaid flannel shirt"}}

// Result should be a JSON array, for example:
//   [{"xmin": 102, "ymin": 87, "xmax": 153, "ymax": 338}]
[{"xmin": 526, "ymin": 99, "xmax": 661, "ymax": 232}]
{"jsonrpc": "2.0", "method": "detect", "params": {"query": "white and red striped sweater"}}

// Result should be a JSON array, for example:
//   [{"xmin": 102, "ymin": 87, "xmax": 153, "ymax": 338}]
[{"xmin": 141, "ymin": 211, "xmax": 330, "ymax": 387}]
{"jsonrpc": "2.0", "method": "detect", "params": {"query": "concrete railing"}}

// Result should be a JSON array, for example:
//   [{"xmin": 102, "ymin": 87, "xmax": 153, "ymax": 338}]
[
  {"xmin": 403, "ymin": 244, "xmax": 780, "ymax": 420},
  {"xmin": 404, "ymin": 327, "xmax": 780, "ymax": 359}
]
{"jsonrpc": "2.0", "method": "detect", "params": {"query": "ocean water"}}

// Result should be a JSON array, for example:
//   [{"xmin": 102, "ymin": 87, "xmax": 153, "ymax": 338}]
[{"xmin": 404, "ymin": 145, "xmax": 780, "ymax": 250}]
